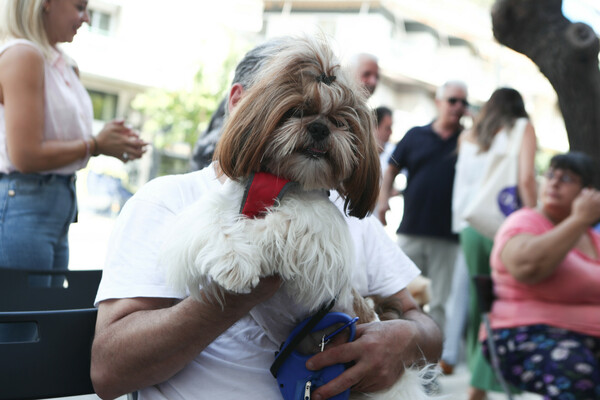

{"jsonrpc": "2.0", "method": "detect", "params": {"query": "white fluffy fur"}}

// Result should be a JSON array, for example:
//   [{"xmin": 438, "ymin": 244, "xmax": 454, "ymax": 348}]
[
  {"xmin": 161, "ymin": 178, "xmax": 354, "ymax": 314},
  {"xmin": 350, "ymin": 365, "xmax": 443, "ymax": 400}
]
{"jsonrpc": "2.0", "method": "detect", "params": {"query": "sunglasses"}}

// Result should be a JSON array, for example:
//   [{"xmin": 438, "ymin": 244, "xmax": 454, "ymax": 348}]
[{"xmin": 446, "ymin": 97, "xmax": 469, "ymax": 107}]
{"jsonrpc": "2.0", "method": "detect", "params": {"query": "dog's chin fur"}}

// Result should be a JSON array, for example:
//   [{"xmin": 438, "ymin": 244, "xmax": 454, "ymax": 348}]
[{"xmin": 160, "ymin": 35, "xmax": 439, "ymax": 399}]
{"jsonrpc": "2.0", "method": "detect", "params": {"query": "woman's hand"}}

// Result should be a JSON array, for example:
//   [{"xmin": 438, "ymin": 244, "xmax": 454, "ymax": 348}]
[
  {"xmin": 95, "ymin": 120, "xmax": 148, "ymax": 162},
  {"xmin": 571, "ymin": 188, "xmax": 600, "ymax": 226}
]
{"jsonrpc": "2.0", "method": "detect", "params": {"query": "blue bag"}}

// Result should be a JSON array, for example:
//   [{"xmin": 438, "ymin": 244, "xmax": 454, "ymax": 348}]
[{"xmin": 272, "ymin": 312, "xmax": 357, "ymax": 400}]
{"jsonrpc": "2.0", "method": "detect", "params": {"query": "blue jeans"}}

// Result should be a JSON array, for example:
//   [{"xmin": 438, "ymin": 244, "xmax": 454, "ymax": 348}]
[{"xmin": 0, "ymin": 172, "xmax": 77, "ymax": 272}]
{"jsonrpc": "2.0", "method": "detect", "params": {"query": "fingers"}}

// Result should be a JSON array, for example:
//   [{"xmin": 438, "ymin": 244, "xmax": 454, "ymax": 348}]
[
  {"xmin": 309, "ymin": 368, "xmax": 360, "ymax": 400},
  {"xmin": 98, "ymin": 121, "xmax": 148, "ymax": 162},
  {"xmin": 223, "ymin": 275, "xmax": 282, "ymax": 307},
  {"xmin": 118, "ymin": 141, "xmax": 147, "ymax": 163},
  {"xmin": 574, "ymin": 188, "xmax": 600, "ymax": 223},
  {"xmin": 307, "ymin": 322, "xmax": 413, "ymax": 398},
  {"xmin": 307, "ymin": 341, "xmax": 394, "ymax": 399},
  {"xmin": 306, "ymin": 341, "xmax": 365, "ymax": 399},
  {"xmin": 307, "ymin": 341, "xmax": 358, "ymax": 371}
]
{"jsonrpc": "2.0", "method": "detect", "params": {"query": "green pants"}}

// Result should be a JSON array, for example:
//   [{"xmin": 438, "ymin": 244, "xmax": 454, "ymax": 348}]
[{"xmin": 461, "ymin": 226, "xmax": 518, "ymax": 393}]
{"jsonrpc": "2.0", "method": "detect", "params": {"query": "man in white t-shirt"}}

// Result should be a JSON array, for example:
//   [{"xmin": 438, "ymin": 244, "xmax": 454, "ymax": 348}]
[{"xmin": 91, "ymin": 37, "xmax": 441, "ymax": 400}]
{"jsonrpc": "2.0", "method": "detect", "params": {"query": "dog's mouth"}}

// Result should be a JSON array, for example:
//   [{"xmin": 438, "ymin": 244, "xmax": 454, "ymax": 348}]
[{"xmin": 303, "ymin": 146, "xmax": 328, "ymax": 159}]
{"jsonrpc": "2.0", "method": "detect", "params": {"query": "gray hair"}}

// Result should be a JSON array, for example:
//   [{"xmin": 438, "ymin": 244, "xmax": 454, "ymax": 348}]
[
  {"xmin": 232, "ymin": 37, "xmax": 295, "ymax": 89},
  {"xmin": 435, "ymin": 80, "xmax": 468, "ymax": 100},
  {"xmin": 192, "ymin": 37, "xmax": 295, "ymax": 170},
  {"xmin": 347, "ymin": 52, "xmax": 378, "ymax": 70}
]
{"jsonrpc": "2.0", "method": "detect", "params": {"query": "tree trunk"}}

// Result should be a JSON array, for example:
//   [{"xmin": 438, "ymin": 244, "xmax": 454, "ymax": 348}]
[{"xmin": 492, "ymin": 0, "xmax": 600, "ymax": 188}]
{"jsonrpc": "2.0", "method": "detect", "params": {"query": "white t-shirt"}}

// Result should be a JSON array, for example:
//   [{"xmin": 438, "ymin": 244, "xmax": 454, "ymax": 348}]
[{"xmin": 95, "ymin": 163, "xmax": 420, "ymax": 400}]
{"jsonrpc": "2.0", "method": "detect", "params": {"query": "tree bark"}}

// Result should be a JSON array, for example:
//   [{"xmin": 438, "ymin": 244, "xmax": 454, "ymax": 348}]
[{"xmin": 492, "ymin": 0, "xmax": 600, "ymax": 188}]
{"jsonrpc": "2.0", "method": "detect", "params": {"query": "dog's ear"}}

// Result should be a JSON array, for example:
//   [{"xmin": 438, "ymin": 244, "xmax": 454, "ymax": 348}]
[
  {"xmin": 214, "ymin": 96, "xmax": 263, "ymax": 179},
  {"xmin": 215, "ymin": 78, "xmax": 303, "ymax": 179},
  {"xmin": 341, "ymin": 107, "xmax": 381, "ymax": 219}
]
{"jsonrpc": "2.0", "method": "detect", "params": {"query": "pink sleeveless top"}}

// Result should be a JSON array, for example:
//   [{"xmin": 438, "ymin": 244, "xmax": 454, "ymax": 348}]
[
  {"xmin": 0, "ymin": 39, "xmax": 93, "ymax": 174},
  {"xmin": 489, "ymin": 208, "xmax": 600, "ymax": 337}
]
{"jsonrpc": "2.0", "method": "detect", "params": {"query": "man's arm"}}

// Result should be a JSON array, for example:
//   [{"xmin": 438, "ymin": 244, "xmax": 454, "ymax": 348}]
[
  {"xmin": 306, "ymin": 289, "xmax": 442, "ymax": 399},
  {"xmin": 377, "ymin": 164, "xmax": 401, "ymax": 225},
  {"xmin": 91, "ymin": 277, "xmax": 281, "ymax": 400}
]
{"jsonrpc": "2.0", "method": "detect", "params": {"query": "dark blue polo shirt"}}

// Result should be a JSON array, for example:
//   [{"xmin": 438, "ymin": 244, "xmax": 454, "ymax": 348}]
[{"xmin": 388, "ymin": 122, "xmax": 460, "ymax": 241}]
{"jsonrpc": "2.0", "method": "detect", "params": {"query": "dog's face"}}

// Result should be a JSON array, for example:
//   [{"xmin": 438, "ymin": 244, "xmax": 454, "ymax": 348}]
[
  {"xmin": 215, "ymin": 36, "xmax": 380, "ymax": 218},
  {"xmin": 260, "ymin": 82, "xmax": 366, "ymax": 192}
]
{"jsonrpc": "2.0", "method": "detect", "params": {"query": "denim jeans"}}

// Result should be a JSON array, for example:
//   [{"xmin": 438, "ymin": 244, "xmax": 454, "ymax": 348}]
[{"xmin": 0, "ymin": 172, "xmax": 77, "ymax": 272}]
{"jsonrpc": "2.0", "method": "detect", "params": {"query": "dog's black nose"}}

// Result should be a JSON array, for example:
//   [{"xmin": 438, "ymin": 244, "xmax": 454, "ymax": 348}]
[{"xmin": 307, "ymin": 122, "xmax": 330, "ymax": 141}]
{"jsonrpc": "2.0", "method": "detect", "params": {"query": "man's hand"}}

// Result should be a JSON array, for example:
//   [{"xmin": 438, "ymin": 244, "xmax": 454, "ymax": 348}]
[{"xmin": 305, "ymin": 319, "xmax": 420, "ymax": 400}]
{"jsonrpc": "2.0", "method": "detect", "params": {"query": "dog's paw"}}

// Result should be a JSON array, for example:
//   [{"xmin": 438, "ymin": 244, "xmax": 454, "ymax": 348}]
[{"xmin": 203, "ymin": 260, "xmax": 261, "ymax": 294}]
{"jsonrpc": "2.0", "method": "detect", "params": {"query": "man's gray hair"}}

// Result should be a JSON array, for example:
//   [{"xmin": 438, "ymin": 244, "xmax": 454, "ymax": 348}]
[
  {"xmin": 435, "ymin": 80, "xmax": 468, "ymax": 100},
  {"xmin": 232, "ymin": 37, "xmax": 293, "ymax": 89},
  {"xmin": 347, "ymin": 52, "xmax": 378, "ymax": 71},
  {"xmin": 191, "ymin": 37, "xmax": 294, "ymax": 171}
]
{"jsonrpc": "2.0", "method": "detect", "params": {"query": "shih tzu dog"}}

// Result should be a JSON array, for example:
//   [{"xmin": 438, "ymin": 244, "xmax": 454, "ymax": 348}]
[{"xmin": 160, "ymin": 36, "xmax": 438, "ymax": 399}]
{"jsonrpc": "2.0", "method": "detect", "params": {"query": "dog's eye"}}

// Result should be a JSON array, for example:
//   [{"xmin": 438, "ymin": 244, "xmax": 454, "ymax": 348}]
[
  {"xmin": 328, "ymin": 117, "xmax": 346, "ymax": 128},
  {"xmin": 283, "ymin": 108, "xmax": 303, "ymax": 120}
]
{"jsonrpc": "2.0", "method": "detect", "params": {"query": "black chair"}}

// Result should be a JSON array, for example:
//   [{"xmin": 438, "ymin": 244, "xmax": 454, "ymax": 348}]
[
  {"xmin": 0, "ymin": 268, "xmax": 138, "ymax": 399},
  {"xmin": 472, "ymin": 274, "xmax": 515, "ymax": 400},
  {"xmin": 0, "ymin": 308, "xmax": 97, "ymax": 399},
  {"xmin": 0, "ymin": 268, "xmax": 102, "ymax": 311},
  {"xmin": 0, "ymin": 267, "xmax": 103, "ymax": 399}
]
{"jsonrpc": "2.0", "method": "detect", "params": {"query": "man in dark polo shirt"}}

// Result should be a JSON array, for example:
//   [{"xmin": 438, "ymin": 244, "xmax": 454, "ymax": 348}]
[{"xmin": 377, "ymin": 81, "xmax": 468, "ymax": 331}]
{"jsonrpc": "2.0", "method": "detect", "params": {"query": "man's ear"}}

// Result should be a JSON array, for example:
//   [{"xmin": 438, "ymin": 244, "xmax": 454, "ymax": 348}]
[{"xmin": 228, "ymin": 83, "xmax": 244, "ymax": 113}]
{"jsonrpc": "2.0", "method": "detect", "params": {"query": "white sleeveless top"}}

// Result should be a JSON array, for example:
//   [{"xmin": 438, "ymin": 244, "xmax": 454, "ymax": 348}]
[
  {"xmin": 0, "ymin": 39, "xmax": 93, "ymax": 174},
  {"xmin": 452, "ymin": 117, "xmax": 528, "ymax": 233}
]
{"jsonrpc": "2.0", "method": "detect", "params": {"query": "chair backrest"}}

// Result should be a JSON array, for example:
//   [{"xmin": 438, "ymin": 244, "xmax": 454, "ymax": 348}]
[
  {"xmin": 0, "ymin": 308, "xmax": 98, "ymax": 399},
  {"xmin": 0, "ymin": 268, "xmax": 102, "ymax": 311},
  {"xmin": 472, "ymin": 274, "xmax": 496, "ymax": 314}
]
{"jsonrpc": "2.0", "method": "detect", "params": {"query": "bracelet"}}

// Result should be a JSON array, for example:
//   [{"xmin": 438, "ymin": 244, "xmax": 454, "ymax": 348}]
[
  {"xmin": 91, "ymin": 136, "xmax": 100, "ymax": 156},
  {"xmin": 83, "ymin": 138, "xmax": 91, "ymax": 159}
]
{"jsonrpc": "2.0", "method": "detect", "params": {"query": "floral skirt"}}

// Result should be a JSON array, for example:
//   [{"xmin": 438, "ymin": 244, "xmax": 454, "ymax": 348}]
[{"xmin": 482, "ymin": 324, "xmax": 600, "ymax": 400}]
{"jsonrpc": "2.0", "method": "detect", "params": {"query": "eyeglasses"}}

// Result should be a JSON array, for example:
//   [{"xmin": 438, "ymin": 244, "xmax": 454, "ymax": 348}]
[
  {"xmin": 543, "ymin": 169, "xmax": 580, "ymax": 185},
  {"xmin": 446, "ymin": 97, "xmax": 469, "ymax": 107}
]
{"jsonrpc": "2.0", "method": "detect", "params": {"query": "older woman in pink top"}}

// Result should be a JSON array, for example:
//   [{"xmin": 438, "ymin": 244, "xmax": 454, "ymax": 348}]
[
  {"xmin": 0, "ymin": 0, "xmax": 146, "ymax": 272},
  {"xmin": 486, "ymin": 151, "xmax": 600, "ymax": 399}
]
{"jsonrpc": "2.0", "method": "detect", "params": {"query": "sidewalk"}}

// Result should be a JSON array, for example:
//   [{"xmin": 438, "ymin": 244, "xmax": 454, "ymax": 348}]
[{"xmin": 438, "ymin": 362, "xmax": 542, "ymax": 400}]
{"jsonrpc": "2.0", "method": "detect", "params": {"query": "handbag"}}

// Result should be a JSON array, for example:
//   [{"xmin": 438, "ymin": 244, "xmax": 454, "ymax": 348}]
[{"xmin": 462, "ymin": 118, "xmax": 527, "ymax": 239}]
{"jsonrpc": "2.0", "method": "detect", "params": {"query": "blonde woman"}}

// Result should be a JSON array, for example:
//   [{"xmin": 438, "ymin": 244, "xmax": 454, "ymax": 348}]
[{"xmin": 0, "ymin": 0, "xmax": 146, "ymax": 271}]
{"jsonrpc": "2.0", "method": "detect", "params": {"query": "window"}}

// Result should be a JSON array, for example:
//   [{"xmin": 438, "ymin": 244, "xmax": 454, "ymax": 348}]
[
  {"xmin": 88, "ymin": 9, "xmax": 113, "ymax": 36},
  {"xmin": 88, "ymin": 89, "xmax": 117, "ymax": 121}
]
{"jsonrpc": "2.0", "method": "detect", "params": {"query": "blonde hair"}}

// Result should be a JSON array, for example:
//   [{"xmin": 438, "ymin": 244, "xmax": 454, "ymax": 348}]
[{"xmin": 0, "ymin": 0, "xmax": 54, "ymax": 59}]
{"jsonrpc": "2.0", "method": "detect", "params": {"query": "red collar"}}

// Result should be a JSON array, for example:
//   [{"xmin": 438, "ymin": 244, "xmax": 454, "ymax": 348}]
[{"xmin": 240, "ymin": 172, "xmax": 297, "ymax": 218}]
